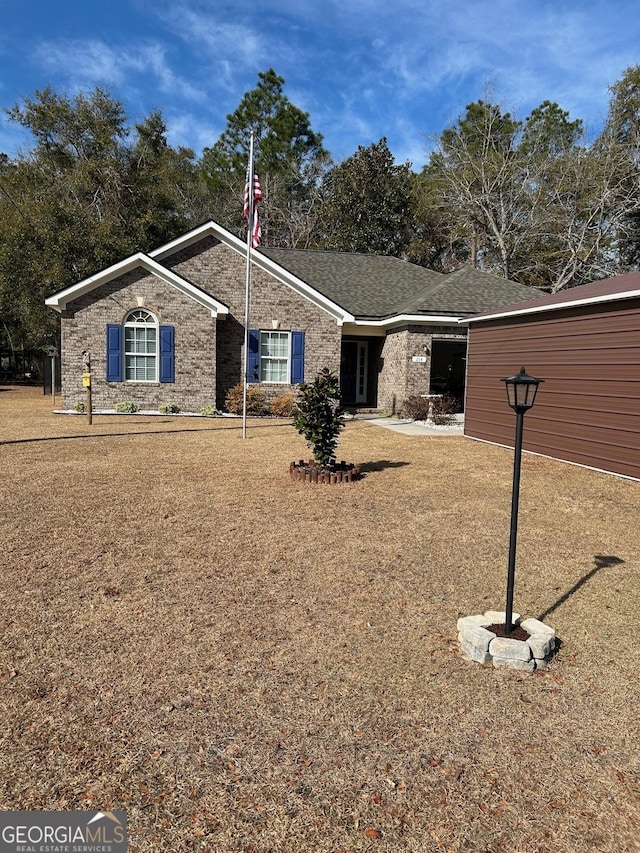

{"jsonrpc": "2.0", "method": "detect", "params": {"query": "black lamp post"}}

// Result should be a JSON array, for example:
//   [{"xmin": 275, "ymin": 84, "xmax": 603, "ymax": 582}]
[{"xmin": 502, "ymin": 367, "xmax": 544, "ymax": 635}]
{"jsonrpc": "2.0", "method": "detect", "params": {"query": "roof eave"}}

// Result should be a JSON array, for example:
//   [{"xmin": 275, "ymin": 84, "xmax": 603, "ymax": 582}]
[
  {"xmin": 149, "ymin": 220, "xmax": 243, "ymax": 261},
  {"xmin": 45, "ymin": 252, "xmax": 228, "ymax": 317},
  {"xmin": 464, "ymin": 288, "xmax": 640, "ymax": 324},
  {"xmin": 352, "ymin": 313, "xmax": 467, "ymax": 329}
]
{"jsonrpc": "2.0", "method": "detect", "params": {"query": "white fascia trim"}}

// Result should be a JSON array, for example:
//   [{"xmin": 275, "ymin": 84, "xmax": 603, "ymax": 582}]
[
  {"xmin": 45, "ymin": 252, "xmax": 228, "ymax": 317},
  {"xmin": 464, "ymin": 288, "xmax": 640, "ymax": 324},
  {"xmin": 351, "ymin": 313, "xmax": 466, "ymax": 330},
  {"xmin": 149, "ymin": 220, "xmax": 236, "ymax": 261},
  {"xmin": 150, "ymin": 220, "xmax": 353, "ymax": 325}
]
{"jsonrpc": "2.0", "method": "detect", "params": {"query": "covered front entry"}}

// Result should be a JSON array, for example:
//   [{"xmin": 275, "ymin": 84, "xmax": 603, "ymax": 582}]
[
  {"xmin": 429, "ymin": 338, "xmax": 467, "ymax": 407},
  {"xmin": 340, "ymin": 339, "xmax": 368, "ymax": 404}
]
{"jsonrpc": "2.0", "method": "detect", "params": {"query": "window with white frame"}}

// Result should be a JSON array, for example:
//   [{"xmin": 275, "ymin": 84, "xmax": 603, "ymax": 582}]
[
  {"xmin": 124, "ymin": 309, "xmax": 158, "ymax": 381},
  {"xmin": 260, "ymin": 331, "xmax": 290, "ymax": 383}
]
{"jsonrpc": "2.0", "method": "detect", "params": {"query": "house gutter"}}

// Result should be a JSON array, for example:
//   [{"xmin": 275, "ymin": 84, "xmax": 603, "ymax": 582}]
[
  {"xmin": 461, "ymin": 288, "xmax": 640, "ymax": 324},
  {"xmin": 347, "ymin": 313, "xmax": 468, "ymax": 330}
]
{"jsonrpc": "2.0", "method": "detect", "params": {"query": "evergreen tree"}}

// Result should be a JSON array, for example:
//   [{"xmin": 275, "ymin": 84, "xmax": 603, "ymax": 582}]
[
  {"xmin": 0, "ymin": 87, "xmax": 206, "ymax": 352},
  {"xmin": 319, "ymin": 138, "xmax": 413, "ymax": 255},
  {"xmin": 603, "ymin": 65, "xmax": 640, "ymax": 267},
  {"xmin": 125, "ymin": 110, "xmax": 209, "ymax": 247},
  {"xmin": 201, "ymin": 69, "xmax": 331, "ymax": 247}
]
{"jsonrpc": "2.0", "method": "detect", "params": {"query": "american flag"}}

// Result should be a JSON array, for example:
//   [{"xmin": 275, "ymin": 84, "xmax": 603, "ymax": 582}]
[{"xmin": 243, "ymin": 169, "xmax": 262, "ymax": 248}]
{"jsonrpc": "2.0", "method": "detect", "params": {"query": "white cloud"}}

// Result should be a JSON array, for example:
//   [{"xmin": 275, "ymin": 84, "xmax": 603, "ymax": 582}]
[
  {"xmin": 165, "ymin": 111, "xmax": 221, "ymax": 152},
  {"xmin": 35, "ymin": 39, "xmax": 126, "ymax": 86},
  {"xmin": 153, "ymin": 3, "xmax": 271, "ymax": 83},
  {"xmin": 33, "ymin": 38, "xmax": 206, "ymax": 103},
  {"xmin": 135, "ymin": 43, "xmax": 206, "ymax": 102}
]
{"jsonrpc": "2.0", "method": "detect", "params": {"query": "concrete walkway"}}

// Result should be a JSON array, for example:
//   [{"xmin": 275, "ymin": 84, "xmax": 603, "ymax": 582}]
[{"xmin": 353, "ymin": 414, "xmax": 465, "ymax": 436}]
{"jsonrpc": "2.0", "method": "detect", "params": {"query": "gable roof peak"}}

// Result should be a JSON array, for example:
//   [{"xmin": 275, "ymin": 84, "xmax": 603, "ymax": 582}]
[{"xmin": 45, "ymin": 251, "xmax": 229, "ymax": 316}]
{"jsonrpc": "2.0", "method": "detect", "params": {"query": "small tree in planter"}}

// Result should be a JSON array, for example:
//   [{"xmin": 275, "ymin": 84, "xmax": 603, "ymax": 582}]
[{"xmin": 292, "ymin": 368, "xmax": 347, "ymax": 473}]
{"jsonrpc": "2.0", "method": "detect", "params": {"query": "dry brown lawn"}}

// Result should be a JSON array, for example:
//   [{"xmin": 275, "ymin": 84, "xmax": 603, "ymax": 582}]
[{"xmin": 1, "ymin": 385, "xmax": 639, "ymax": 852}]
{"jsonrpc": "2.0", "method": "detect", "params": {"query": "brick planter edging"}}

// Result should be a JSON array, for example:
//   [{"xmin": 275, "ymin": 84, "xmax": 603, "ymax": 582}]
[
  {"xmin": 290, "ymin": 460, "xmax": 361, "ymax": 484},
  {"xmin": 458, "ymin": 611, "xmax": 557, "ymax": 672}
]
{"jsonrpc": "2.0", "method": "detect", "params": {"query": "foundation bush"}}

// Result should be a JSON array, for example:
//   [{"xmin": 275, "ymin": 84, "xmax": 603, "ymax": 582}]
[
  {"xmin": 224, "ymin": 383, "xmax": 267, "ymax": 415},
  {"xmin": 269, "ymin": 393, "xmax": 296, "ymax": 417},
  {"xmin": 400, "ymin": 395, "xmax": 430, "ymax": 420},
  {"xmin": 114, "ymin": 401, "xmax": 138, "ymax": 414}
]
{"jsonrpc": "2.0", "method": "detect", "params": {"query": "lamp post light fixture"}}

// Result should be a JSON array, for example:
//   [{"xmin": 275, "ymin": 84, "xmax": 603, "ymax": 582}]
[{"xmin": 502, "ymin": 367, "xmax": 544, "ymax": 635}]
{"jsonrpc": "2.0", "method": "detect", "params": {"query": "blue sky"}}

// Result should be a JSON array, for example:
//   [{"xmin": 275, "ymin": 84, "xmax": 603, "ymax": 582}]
[{"xmin": 0, "ymin": 0, "xmax": 639, "ymax": 170}]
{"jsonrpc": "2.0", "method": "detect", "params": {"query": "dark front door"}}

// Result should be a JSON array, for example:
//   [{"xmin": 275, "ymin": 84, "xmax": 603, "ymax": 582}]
[{"xmin": 340, "ymin": 340, "xmax": 368, "ymax": 404}]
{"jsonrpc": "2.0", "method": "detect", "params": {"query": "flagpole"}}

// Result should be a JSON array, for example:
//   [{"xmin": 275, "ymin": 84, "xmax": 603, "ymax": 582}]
[{"xmin": 242, "ymin": 132, "xmax": 255, "ymax": 440}]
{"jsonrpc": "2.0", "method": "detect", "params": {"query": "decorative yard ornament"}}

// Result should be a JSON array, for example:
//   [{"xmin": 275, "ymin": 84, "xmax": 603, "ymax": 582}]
[{"xmin": 502, "ymin": 367, "xmax": 544, "ymax": 634}]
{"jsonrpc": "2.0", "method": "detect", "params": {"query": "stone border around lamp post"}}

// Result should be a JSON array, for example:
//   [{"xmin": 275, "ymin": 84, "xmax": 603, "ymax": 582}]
[{"xmin": 457, "ymin": 612, "xmax": 557, "ymax": 672}]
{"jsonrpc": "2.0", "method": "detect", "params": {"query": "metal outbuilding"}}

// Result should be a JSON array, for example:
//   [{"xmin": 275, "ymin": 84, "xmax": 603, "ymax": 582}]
[{"xmin": 462, "ymin": 271, "xmax": 640, "ymax": 481}]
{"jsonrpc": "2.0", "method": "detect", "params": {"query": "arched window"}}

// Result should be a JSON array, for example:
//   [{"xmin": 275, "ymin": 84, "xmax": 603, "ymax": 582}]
[
  {"xmin": 106, "ymin": 312, "xmax": 174, "ymax": 384},
  {"xmin": 124, "ymin": 309, "xmax": 158, "ymax": 381}
]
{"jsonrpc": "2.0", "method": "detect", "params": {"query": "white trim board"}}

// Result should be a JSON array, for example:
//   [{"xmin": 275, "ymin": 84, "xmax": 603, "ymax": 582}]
[{"xmin": 45, "ymin": 252, "xmax": 229, "ymax": 318}]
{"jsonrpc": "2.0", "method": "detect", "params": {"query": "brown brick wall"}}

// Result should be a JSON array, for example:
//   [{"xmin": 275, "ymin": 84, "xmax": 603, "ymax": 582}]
[
  {"xmin": 378, "ymin": 328, "xmax": 409, "ymax": 413},
  {"xmin": 60, "ymin": 268, "xmax": 218, "ymax": 411},
  {"xmin": 60, "ymin": 237, "xmax": 342, "ymax": 412},
  {"xmin": 164, "ymin": 238, "xmax": 342, "ymax": 408}
]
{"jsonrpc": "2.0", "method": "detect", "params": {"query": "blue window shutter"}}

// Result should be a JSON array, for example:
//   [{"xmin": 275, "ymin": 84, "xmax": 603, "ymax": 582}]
[
  {"xmin": 106, "ymin": 323, "xmax": 122, "ymax": 382},
  {"xmin": 291, "ymin": 331, "xmax": 305, "ymax": 384},
  {"xmin": 159, "ymin": 325, "xmax": 175, "ymax": 383},
  {"xmin": 248, "ymin": 329, "xmax": 260, "ymax": 383}
]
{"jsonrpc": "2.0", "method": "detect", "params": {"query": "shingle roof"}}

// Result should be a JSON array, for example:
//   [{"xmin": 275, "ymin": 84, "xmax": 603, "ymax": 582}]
[
  {"xmin": 260, "ymin": 249, "xmax": 443, "ymax": 318},
  {"xmin": 467, "ymin": 270, "xmax": 640, "ymax": 323},
  {"xmin": 259, "ymin": 248, "xmax": 540, "ymax": 319},
  {"xmin": 402, "ymin": 267, "xmax": 542, "ymax": 316}
]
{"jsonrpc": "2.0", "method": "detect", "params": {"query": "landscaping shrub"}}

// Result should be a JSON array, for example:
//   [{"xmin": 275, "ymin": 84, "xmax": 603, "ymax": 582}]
[
  {"xmin": 400, "ymin": 395, "xmax": 431, "ymax": 421},
  {"xmin": 224, "ymin": 383, "xmax": 267, "ymax": 415},
  {"xmin": 430, "ymin": 394, "xmax": 458, "ymax": 425},
  {"xmin": 292, "ymin": 368, "xmax": 344, "ymax": 468},
  {"xmin": 200, "ymin": 406, "xmax": 223, "ymax": 416},
  {"xmin": 401, "ymin": 394, "xmax": 458, "ymax": 424},
  {"xmin": 73, "ymin": 401, "xmax": 86, "ymax": 414},
  {"xmin": 114, "ymin": 401, "xmax": 138, "ymax": 414},
  {"xmin": 269, "ymin": 393, "xmax": 296, "ymax": 417},
  {"xmin": 159, "ymin": 403, "xmax": 181, "ymax": 414}
]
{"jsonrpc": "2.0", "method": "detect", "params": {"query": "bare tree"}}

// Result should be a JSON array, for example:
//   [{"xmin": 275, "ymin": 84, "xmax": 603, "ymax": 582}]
[
  {"xmin": 532, "ymin": 138, "xmax": 640, "ymax": 291},
  {"xmin": 426, "ymin": 97, "xmax": 640, "ymax": 290}
]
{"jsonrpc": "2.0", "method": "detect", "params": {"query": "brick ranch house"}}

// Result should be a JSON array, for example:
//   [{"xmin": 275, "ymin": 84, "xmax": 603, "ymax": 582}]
[{"xmin": 45, "ymin": 220, "xmax": 539, "ymax": 413}]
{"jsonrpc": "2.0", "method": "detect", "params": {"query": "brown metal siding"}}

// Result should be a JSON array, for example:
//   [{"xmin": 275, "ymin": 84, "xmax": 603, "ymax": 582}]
[{"xmin": 464, "ymin": 298, "xmax": 640, "ymax": 480}]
